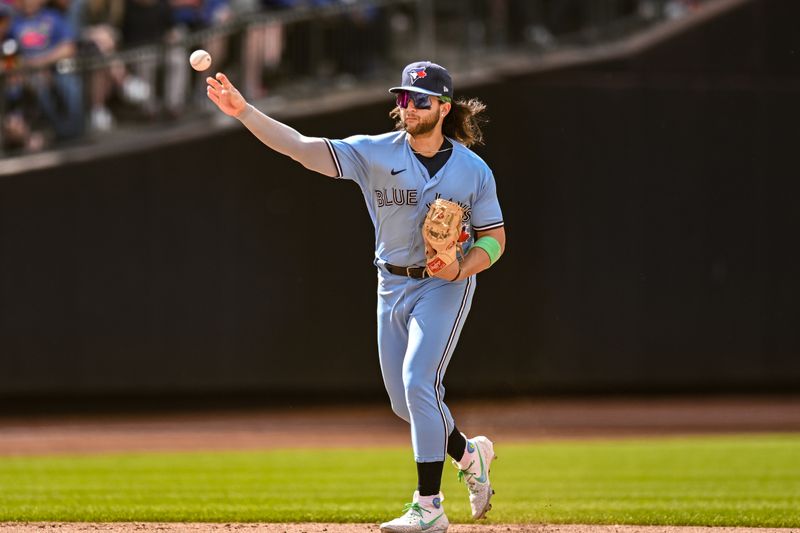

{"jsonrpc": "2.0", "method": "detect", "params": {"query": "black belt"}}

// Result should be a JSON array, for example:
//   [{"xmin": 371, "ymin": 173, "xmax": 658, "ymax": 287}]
[{"xmin": 385, "ymin": 263, "xmax": 429, "ymax": 279}]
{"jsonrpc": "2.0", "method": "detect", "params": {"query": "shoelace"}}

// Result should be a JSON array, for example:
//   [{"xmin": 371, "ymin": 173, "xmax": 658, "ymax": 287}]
[
  {"xmin": 401, "ymin": 502, "xmax": 430, "ymax": 518},
  {"xmin": 455, "ymin": 459, "xmax": 478, "ymax": 488}
]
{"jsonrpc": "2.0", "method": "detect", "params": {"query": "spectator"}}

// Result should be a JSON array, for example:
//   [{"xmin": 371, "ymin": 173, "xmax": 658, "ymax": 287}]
[
  {"xmin": 9, "ymin": 0, "xmax": 84, "ymax": 140},
  {"xmin": 170, "ymin": 0, "xmax": 230, "ymax": 29},
  {"xmin": 118, "ymin": 0, "xmax": 231, "ymax": 118},
  {"xmin": 121, "ymin": 0, "xmax": 170, "ymax": 45},
  {"xmin": 1, "ymin": 78, "xmax": 47, "ymax": 153},
  {"xmin": 240, "ymin": 0, "xmax": 292, "ymax": 99},
  {"xmin": 2, "ymin": 2, "xmax": 49, "ymax": 153},
  {"xmin": 165, "ymin": 0, "xmax": 232, "ymax": 114},
  {"xmin": 120, "ymin": 0, "xmax": 171, "ymax": 116},
  {"xmin": 1, "ymin": 6, "xmax": 14, "ymax": 76},
  {"xmin": 197, "ymin": 0, "xmax": 233, "ymax": 98},
  {"xmin": 65, "ymin": 0, "xmax": 126, "ymax": 131},
  {"xmin": 290, "ymin": 0, "xmax": 339, "ymax": 79},
  {"xmin": 1, "ymin": 3, "xmax": 33, "ymax": 152},
  {"xmin": 331, "ymin": 3, "xmax": 388, "ymax": 79}
]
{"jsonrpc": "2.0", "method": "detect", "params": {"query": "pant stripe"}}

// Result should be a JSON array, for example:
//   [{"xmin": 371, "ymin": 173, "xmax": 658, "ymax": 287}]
[{"xmin": 433, "ymin": 275, "xmax": 474, "ymax": 460}]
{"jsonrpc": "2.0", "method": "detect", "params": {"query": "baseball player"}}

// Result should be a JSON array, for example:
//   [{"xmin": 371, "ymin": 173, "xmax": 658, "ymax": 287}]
[{"xmin": 206, "ymin": 60, "xmax": 505, "ymax": 533}]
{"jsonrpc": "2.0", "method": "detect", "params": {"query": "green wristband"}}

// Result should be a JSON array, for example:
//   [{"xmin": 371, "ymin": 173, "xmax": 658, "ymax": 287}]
[{"xmin": 471, "ymin": 236, "xmax": 502, "ymax": 265}]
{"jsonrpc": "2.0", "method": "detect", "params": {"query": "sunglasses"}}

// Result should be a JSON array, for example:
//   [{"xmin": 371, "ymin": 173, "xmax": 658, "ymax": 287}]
[{"xmin": 396, "ymin": 91, "xmax": 451, "ymax": 110}]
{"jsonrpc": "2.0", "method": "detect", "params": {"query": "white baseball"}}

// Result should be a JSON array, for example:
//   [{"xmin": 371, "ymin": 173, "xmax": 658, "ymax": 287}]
[{"xmin": 189, "ymin": 49, "xmax": 212, "ymax": 72}]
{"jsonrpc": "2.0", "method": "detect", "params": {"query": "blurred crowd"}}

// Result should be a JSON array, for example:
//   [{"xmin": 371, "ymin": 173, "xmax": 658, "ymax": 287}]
[
  {"xmin": 455, "ymin": 0, "xmax": 703, "ymax": 50},
  {"xmin": 0, "ymin": 0, "xmax": 704, "ymax": 155},
  {"xmin": 0, "ymin": 0, "xmax": 391, "ymax": 153},
  {"xmin": 1, "ymin": 0, "xmax": 232, "ymax": 152}
]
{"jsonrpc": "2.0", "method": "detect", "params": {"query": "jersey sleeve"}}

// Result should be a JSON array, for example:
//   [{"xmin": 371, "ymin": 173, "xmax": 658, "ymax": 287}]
[
  {"xmin": 325, "ymin": 135, "xmax": 372, "ymax": 188},
  {"xmin": 471, "ymin": 169, "xmax": 504, "ymax": 232}
]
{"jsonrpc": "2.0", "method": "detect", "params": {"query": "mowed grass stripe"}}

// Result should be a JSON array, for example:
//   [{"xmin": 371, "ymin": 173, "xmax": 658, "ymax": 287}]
[{"xmin": 0, "ymin": 434, "xmax": 798, "ymax": 525}]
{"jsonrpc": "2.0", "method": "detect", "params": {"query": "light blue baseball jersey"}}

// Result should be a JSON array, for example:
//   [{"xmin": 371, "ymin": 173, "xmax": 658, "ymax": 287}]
[{"xmin": 325, "ymin": 131, "xmax": 504, "ymax": 267}]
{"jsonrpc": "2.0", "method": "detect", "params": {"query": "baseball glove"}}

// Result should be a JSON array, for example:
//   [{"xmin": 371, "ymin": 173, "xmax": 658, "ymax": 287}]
[{"xmin": 422, "ymin": 198, "xmax": 465, "ymax": 276}]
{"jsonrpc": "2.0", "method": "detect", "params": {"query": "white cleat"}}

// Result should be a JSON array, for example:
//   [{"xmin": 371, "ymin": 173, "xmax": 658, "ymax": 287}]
[
  {"xmin": 453, "ymin": 435, "xmax": 496, "ymax": 520},
  {"xmin": 380, "ymin": 491, "xmax": 449, "ymax": 533}
]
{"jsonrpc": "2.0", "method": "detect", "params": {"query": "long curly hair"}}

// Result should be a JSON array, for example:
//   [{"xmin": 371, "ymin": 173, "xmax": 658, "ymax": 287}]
[{"xmin": 390, "ymin": 97, "xmax": 488, "ymax": 147}]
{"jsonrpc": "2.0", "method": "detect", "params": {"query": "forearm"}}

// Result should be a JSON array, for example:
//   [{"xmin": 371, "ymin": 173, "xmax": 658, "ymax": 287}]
[
  {"xmin": 459, "ymin": 246, "xmax": 492, "ymax": 278},
  {"xmin": 447, "ymin": 228, "xmax": 506, "ymax": 282},
  {"xmin": 430, "ymin": 244, "xmax": 493, "ymax": 282},
  {"xmin": 25, "ymin": 42, "xmax": 76, "ymax": 68},
  {"xmin": 236, "ymin": 104, "xmax": 338, "ymax": 177}
]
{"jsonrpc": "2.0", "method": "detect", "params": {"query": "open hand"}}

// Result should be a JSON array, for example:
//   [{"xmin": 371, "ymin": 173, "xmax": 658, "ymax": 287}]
[{"xmin": 206, "ymin": 72, "xmax": 247, "ymax": 117}]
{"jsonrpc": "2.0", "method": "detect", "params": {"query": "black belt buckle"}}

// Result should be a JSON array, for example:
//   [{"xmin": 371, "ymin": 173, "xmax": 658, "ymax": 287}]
[{"xmin": 409, "ymin": 266, "xmax": 428, "ymax": 279}]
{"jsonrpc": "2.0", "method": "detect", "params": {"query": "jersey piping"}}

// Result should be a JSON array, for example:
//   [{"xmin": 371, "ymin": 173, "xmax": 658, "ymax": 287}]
[
  {"xmin": 473, "ymin": 221, "xmax": 505, "ymax": 231},
  {"xmin": 324, "ymin": 138, "xmax": 343, "ymax": 178}
]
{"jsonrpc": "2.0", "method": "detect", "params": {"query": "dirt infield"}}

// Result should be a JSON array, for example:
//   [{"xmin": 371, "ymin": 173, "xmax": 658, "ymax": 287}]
[
  {"xmin": 1, "ymin": 395, "xmax": 798, "ymax": 533},
  {"xmin": 0, "ymin": 523, "xmax": 798, "ymax": 533},
  {"xmin": 1, "ymin": 395, "xmax": 799, "ymax": 456}
]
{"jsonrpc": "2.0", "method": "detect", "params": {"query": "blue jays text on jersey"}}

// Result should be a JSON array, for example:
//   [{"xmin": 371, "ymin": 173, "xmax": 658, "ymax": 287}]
[{"xmin": 375, "ymin": 188, "xmax": 419, "ymax": 207}]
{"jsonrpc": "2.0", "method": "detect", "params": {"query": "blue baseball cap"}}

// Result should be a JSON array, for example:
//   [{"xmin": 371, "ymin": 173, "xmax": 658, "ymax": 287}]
[{"xmin": 389, "ymin": 61, "xmax": 453, "ymax": 98}]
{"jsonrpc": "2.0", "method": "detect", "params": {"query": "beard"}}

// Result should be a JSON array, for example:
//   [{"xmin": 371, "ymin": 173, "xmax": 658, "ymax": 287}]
[{"xmin": 403, "ymin": 111, "xmax": 440, "ymax": 136}]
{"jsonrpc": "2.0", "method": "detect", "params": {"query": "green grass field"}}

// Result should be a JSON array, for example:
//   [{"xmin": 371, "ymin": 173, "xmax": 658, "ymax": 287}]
[{"xmin": 0, "ymin": 434, "xmax": 798, "ymax": 526}]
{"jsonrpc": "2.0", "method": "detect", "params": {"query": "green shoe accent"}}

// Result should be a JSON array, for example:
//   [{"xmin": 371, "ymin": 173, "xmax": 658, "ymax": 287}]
[
  {"xmin": 401, "ymin": 502, "xmax": 428, "ymax": 516},
  {"xmin": 419, "ymin": 512, "xmax": 444, "ymax": 530},
  {"xmin": 474, "ymin": 446, "xmax": 488, "ymax": 483},
  {"xmin": 456, "ymin": 442, "xmax": 488, "ymax": 484},
  {"xmin": 456, "ymin": 459, "xmax": 475, "ymax": 484}
]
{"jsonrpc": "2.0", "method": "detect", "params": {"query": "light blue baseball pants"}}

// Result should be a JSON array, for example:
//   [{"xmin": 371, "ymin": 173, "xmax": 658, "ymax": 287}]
[{"xmin": 377, "ymin": 269, "xmax": 477, "ymax": 462}]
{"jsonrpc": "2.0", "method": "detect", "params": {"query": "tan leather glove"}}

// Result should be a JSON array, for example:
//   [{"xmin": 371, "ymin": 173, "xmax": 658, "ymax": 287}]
[{"xmin": 422, "ymin": 198, "xmax": 465, "ymax": 277}]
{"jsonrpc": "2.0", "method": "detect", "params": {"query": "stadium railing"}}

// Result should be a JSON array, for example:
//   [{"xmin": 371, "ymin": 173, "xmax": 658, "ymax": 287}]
[{"xmin": 0, "ymin": 0, "xmax": 702, "ymax": 157}]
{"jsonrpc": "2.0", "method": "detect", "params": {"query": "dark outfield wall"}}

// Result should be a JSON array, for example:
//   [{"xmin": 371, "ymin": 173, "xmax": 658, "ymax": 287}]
[{"xmin": 1, "ymin": 0, "xmax": 799, "ymax": 403}]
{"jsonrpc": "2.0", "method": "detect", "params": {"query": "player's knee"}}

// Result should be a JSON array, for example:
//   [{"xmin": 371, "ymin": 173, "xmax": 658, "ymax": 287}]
[
  {"xmin": 390, "ymin": 399, "xmax": 410, "ymax": 422},
  {"xmin": 403, "ymin": 379, "xmax": 432, "ymax": 411},
  {"xmin": 384, "ymin": 381, "xmax": 410, "ymax": 421}
]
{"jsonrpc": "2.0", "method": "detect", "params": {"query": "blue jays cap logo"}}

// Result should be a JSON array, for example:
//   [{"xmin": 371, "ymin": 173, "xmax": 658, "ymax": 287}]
[
  {"xmin": 408, "ymin": 67, "xmax": 428, "ymax": 84},
  {"xmin": 389, "ymin": 61, "xmax": 453, "ymax": 97}
]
